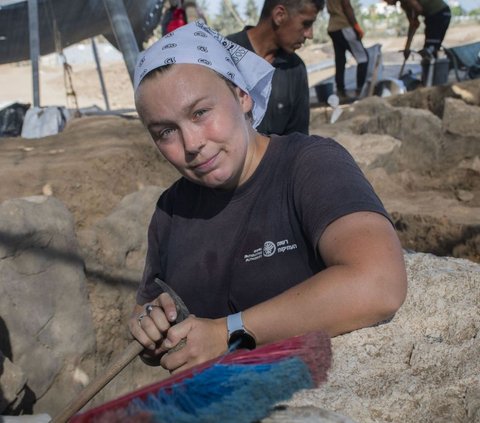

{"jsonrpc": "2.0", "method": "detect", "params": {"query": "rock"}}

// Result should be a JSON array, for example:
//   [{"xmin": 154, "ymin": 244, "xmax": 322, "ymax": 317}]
[
  {"xmin": 41, "ymin": 184, "xmax": 53, "ymax": 196},
  {"xmin": 358, "ymin": 106, "xmax": 444, "ymax": 171},
  {"xmin": 387, "ymin": 79, "xmax": 480, "ymax": 117},
  {"xmin": 331, "ymin": 133, "xmax": 401, "ymax": 169},
  {"xmin": 0, "ymin": 196, "xmax": 96, "ymax": 412},
  {"xmin": 310, "ymin": 97, "xmax": 395, "ymax": 136},
  {"xmin": 285, "ymin": 252, "xmax": 480, "ymax": 422},
  {"xmin": 341, "ymin": 96, "xmax": 394, "ymax": 121},
  {"xmin": 443, "ymin": 97, "xmax": 480, "ymax": 138},
  {"xmin": 316, "ymin": 99, "xmax": 446, "ymax": 172},
  {"xmin": 386, "ymin": 84, "xmax": 453, "ymax": 118},
  {"xmin": 78, "ymin": 185, "xmax": 164, "ymax": 272},
  {"xmin": 0, "ymin": 352, "xmax": 27, "ymax": 413},
  {"xmin": 451, "ymin": 83, "xmax": 480, "ymax": 106}
]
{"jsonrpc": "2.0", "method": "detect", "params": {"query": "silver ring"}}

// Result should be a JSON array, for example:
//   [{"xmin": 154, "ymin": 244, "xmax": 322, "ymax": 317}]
[
  {"xmin": 145, "ymin": 304, "xmax": 160, "ymax": 317},
  {"xmin": 137, "ymin": 313, "xmax": 146, "ymax": 326}
]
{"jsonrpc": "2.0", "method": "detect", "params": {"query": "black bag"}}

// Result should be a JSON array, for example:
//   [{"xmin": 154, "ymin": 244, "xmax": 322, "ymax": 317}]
[{"xmin": 0, "ymin": 103, "xmax": 30, "ymax": 137}]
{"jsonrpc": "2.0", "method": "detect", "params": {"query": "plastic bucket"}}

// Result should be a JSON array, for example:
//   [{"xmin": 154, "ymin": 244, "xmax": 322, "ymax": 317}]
[
  {"xmin": 315, "ymin": 82, "xmax": 334, "ymax": 103},
  {"xmin": 421, "ymin": 57, "xmax": 450, "ymax": 86}
]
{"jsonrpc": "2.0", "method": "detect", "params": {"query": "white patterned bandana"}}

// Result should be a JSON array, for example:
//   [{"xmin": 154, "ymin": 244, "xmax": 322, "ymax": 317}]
[{"xmin": 134, "ymin": 21, "xmax": 275, "ymax": 128}]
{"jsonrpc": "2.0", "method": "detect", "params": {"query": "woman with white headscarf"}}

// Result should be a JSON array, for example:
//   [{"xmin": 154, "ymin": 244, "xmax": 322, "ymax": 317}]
[{"xmin": 129, "ymin": 21, "xmax": 407, "ymax": 373}]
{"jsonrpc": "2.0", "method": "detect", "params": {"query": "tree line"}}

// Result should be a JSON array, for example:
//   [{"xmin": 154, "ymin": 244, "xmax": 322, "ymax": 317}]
[{"xmin": 197, "ymin": 0, "xmax": 479, "ymax": 42}]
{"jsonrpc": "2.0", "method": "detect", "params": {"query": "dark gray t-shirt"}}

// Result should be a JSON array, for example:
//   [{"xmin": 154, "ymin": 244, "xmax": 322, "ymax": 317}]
[{"xmin": 137, "ymin": 133, "xmax": 389, "ymax": 318}]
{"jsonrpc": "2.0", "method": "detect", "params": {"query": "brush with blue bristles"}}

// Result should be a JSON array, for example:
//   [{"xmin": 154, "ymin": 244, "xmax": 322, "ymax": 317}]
[
  {"xmin": 54, "ymin": 279, "xmax": 331, "ymax": 423},
  {"xmin": 71, "ymin": 329, "xmax": 331, "ymax": 423}
]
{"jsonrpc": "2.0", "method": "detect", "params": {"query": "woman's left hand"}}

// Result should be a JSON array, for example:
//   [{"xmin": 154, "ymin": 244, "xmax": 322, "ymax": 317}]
[{"xmin": 160, "ymin": 315, "xmax": 228, "ymax": 373}]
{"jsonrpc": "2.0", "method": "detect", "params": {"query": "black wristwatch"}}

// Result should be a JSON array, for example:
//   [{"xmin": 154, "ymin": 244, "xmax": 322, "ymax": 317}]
[{"xmin": 227, "ymin": 312, "xmax": 256, "ymax": 350}]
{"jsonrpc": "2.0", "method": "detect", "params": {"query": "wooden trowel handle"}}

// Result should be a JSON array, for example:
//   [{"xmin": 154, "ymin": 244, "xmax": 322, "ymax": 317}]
[
  {"xmin": 52, "ymin": 279, "xmax": 189, "ymax": 423},
  {"xmin": 51, "ymin": 340, "xmax": 143, "ymax": 423}
]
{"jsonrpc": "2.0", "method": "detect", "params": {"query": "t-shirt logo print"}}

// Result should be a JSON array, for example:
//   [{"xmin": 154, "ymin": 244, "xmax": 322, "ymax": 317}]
[
  {"xmin": 244, "ymin": 239, "xmax": 297, "ymax": 263},
  {"xmin": 263, "ymin": 241, "xmax": 276, "ymax": 257}
]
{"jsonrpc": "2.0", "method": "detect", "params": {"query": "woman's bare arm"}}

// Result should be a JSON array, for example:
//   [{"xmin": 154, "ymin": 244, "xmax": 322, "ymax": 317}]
[{"xmin": 243, "ymin": 211, "xmax": 407, "ymax": 342}]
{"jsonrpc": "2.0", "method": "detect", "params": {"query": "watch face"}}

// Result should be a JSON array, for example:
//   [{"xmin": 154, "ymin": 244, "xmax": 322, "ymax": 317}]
[{"xmin": 228, "ymin": 330, "xmax": 256, "ymax": 350}]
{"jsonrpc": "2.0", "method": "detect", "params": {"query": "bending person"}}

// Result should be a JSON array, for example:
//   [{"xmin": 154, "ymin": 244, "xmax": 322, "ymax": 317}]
[
  {"xmin": 385, "ymin": 0, "xmax": 451, "ymax": 59},
  {"xmin": 129, "ymin": 21, "xmax": 408, "ymax": 373}
]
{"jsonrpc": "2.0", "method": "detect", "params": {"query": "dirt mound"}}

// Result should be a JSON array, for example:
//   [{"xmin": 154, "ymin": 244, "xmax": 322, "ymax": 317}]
[
  {"xmin": 308, "ymin": 79, "xmax": 480, "ymax": 262},
  {"xmin": 0, "ymin": 115, "xmax": 178, "ymax": 230}
]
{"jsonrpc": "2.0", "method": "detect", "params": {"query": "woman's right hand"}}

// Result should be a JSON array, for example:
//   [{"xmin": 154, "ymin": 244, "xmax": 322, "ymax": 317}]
[{"xmin": 128, "ymin": 293, "xmax": 179, "ymax": 364}]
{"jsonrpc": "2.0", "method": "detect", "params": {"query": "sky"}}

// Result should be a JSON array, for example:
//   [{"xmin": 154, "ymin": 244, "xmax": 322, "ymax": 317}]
[{"xmin": 205, "ymin": 0, "xmax": 478, "ymax": 16}]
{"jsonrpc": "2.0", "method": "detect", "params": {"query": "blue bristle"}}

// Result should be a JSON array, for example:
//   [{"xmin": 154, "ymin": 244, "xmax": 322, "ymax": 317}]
[{"xmin": 126, "ymin": 357, "xmax": 313, "ymax": 423}]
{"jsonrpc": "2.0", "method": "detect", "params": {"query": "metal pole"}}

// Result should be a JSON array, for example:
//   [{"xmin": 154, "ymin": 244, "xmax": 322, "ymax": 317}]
[
  {"xmin": 27, "ymin": 0, "xmax": 40, "ymax": 107},
  {"xmin": 102, "ymin": 0, "xmax": 139, "ymax": 84},
  {"xmin": 91, "ymin": 38, "xmax": 111, "ymax": 111}
]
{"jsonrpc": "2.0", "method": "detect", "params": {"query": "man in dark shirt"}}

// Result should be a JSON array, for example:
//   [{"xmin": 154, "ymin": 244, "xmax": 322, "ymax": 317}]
[
  {"xmin": 227, "ymin": 0, "xmax": 324, "ymax": 136},
  {"xmin": 384, "ymin": 0, "xmax": 451, "ymax": 59}
]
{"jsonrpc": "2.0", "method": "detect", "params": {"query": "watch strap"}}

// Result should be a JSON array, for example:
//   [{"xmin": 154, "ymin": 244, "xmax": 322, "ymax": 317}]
[
  {"xmin": 227, "ymin": 312, "xmax": 244, "ymax": 337},
  {"xmin": 226, "ymin": 311, "xmax": 256, "ymax": 350}
]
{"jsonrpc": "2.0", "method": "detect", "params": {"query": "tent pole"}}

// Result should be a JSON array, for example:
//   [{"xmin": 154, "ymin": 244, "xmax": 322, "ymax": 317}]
[
  {"xmin": 102, "ymin": 0, "xmax": 139, "ymax": 84},
  {"xmin": 27, "ymin": 0, "xmax": 40, "ymax": 107},
  {"xmin": 91, "ymin": 38, "xmax": 111, "ymax": 111}
]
